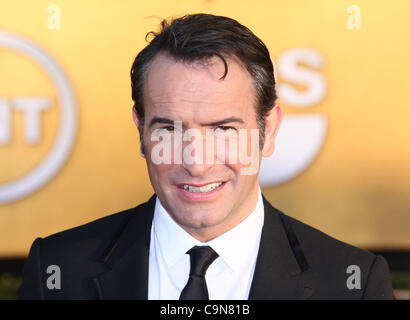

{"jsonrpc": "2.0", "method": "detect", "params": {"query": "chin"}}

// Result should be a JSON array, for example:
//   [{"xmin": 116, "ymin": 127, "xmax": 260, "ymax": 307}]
[{"xmin": 176, "ymin": 210, "xmax": 226, "ymax": 230}]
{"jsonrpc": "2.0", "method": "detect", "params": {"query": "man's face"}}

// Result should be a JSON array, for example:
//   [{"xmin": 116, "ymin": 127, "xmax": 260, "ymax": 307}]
[{"xmin": 135, "ymin": 53, "xmax": 281, "ymax": 241}]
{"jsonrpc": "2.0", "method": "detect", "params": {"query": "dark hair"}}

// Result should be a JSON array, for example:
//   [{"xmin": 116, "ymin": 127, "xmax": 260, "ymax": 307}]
[{"xmin": 130, "ymin": 13, "xmax": 277, "ymax": 152}]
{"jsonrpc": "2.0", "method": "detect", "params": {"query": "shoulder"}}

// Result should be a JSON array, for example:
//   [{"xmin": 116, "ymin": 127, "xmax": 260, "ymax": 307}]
[
  {"xmin": 40, "ymin": 206, "xmax": 135, "ymax": 250},
  {"xmin": 19, "ymin": 196, "xmax": 156, "ymax": 299},
  {"xmin": 37, "ymin": 195, "xmax": 155, "ymax": 263},
  {"xmin": 261, "ymin": 195, "xmax": 376, "ymax": 267},
  {"xmin": 275, "ymin": 209, "xmax": 393, "ymax": 299},
  {"xmin": 283, "ymin": 213, "xmax": 376, "ymax": 267}
]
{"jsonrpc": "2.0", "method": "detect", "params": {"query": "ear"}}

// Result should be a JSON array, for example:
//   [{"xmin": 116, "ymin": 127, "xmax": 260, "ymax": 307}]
[
  {"xmin": 261, "ymin": 104, "xmax": 283, "ymax": 158},
  {"xmin": 132, "ymin": 107, "xmax": 146, "ymax": 158}
]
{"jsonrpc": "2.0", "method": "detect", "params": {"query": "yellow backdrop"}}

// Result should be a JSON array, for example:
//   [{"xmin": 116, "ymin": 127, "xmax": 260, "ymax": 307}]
[{"xmin": 1, "ymin": 0, "xmax": 409, "ymax": 257}]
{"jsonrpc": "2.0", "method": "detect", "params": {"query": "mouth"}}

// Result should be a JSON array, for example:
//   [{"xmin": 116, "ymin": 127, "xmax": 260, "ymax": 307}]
[
  {"xmin": 175, "ymin": 181, "xmax": 227, "ymax": 201},
  {"xmin": 177, "ymin": 181, "xmax": 226, "ymax": 193}
]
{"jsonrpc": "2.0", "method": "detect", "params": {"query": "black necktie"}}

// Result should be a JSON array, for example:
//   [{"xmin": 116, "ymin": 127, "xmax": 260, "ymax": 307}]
[{"xmin": 179, "ymin": 245, "xmax": 219, "ymax": 300}]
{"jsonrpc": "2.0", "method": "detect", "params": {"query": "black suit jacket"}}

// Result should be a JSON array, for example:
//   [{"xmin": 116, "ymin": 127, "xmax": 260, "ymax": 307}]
[{"xmin": 19, "ymin": 193, "xmax": 394, "ymax": 299}]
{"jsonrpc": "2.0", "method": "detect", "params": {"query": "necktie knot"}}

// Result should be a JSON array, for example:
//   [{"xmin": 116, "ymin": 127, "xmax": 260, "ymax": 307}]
[
  {"xmin": 187, "ymin": 246, "xmax": 219, "ymax": 277},
  {"xmin": 179, "ymin": 245, "xmax": 219, "ymax": 300}
]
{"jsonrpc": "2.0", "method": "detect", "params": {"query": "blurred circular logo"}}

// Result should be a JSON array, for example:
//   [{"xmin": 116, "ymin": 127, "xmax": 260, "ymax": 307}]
[
  {"xmin": 259, "ymin": 48, "xmax": 328, "ymax": 187},
  {"xmin": 0, "ymin": 31, "xmax": 77, "ymax": 204}
]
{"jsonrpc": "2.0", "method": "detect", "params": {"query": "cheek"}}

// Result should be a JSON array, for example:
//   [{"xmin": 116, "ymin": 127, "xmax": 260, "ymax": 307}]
[{"xmin": 145, "ymin": 159, "xmax": 171, "ymax": 187}]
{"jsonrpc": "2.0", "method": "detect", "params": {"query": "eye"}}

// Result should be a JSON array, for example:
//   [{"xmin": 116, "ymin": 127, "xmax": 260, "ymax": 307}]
[
  {"xmin": 160, "ymin": 126, "xmax": 175, "ymax": 132},
  {"xmin": 216, "ymin": 126, "xmax": 236, "ymax": 132}
]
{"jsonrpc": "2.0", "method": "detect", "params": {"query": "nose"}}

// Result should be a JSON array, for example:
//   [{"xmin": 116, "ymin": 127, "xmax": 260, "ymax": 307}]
[{"xmin": 181, "ymin": 130, "xmax": 215, "ymax": 177}]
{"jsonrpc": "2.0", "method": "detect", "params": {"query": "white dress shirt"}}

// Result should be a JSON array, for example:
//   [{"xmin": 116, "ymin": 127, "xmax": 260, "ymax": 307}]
[{"xmin": 148, "ymin": 187, "xmax": 264, "ymax": 300}]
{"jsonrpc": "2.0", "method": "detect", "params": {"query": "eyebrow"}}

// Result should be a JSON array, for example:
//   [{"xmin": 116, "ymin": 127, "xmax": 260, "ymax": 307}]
[
  {"xmin": 148, "ymin": 117, "xmax": 175, "ymax": 129},
  {"xmin": 148, "ymin": 116, "xmax": 245, "ymax": 129}
]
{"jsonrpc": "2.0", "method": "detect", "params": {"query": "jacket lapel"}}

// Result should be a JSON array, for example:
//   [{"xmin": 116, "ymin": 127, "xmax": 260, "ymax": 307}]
[
  {"xmin": 93, "ymin": 193, "xmax": 313, "ymax": 299},
  {"xmin": 248, "ymin": 194, "xmax": 313, "ymax": 299},
  {"xmin": 93, "ymin": 194, "xmax": 156, "ymax": 299}
]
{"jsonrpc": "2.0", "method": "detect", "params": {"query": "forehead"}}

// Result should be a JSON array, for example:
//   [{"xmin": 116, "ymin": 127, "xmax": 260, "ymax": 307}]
[{"xmin": 143, "ymin": 53, "xmax": 257, "ymax": 122}]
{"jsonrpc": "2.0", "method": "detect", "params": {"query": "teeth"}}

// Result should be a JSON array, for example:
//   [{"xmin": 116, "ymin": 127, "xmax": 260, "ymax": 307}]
[{"xmin": 183, "ymin": 182, "xmax": 223, "ymax": 193}]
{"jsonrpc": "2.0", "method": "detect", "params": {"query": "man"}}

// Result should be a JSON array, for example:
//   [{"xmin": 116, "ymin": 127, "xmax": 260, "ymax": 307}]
[{"xmin": 19, "ymin": 14, "xmax": 394, "ymax": 300}]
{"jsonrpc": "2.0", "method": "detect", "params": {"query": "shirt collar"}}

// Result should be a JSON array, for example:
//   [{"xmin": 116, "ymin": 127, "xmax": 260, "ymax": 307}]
[{"xmin": 152, "ymin": 187, "xmax": 264, "ymax": 273}]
